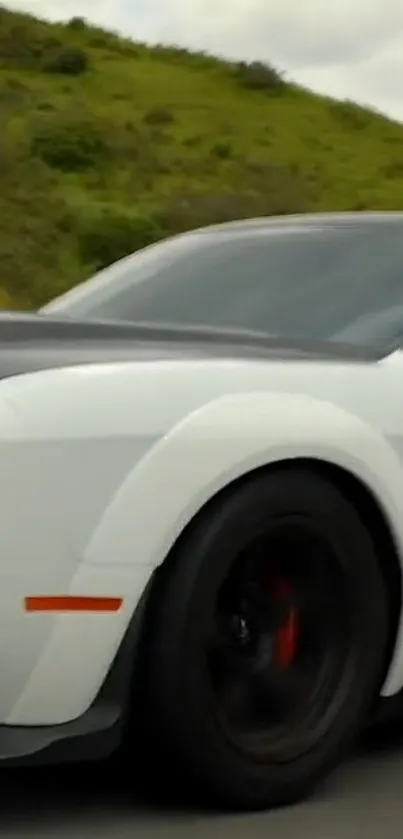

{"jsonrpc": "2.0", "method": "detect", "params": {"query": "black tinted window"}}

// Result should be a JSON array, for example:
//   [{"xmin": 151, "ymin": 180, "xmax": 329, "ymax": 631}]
[{"xmin": 43, "ymin": 222, "xmax": 403, "ymax": 346}]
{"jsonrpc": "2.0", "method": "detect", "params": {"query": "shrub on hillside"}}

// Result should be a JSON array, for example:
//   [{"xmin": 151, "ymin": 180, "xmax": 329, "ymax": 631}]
[
  {"xmin": 0, "ymin": 150, "xmax": 76, "ymax": 307},
  {"xmin": 158, "ymin": 170, "xmax": 314, "ymax": 234},
  {"xmin": 143, "ymin": 107, "xmax": 175, "ymax": 126},
  {"xmin": 67, "ymin": 17, "xmax": 87, "ymax": 31},
  {"xmin": 151, "ymin": 44, "xmax": 218, "ymax": 69},
  {"xmin": 328, "ymin": 99, "xmax": 371, "ymax": 130},
  {"xmin": 210, "ymin": 141, "xmax": 232, "ymax": 160},
  {"xmin": 157, "ymin": 192, "xmax": 263, "ymax": 234},
  {"xmin": 31, "ymin": 116, "xmax": 109, "ymax": 171},
  {"xmin": 381, "ymin": 159, "xmax": 403, "ymax": 178},
  {"xmin": 0, "ymin": 19, "xmax": 62, "ymax": 69},
  {"xmin": 0, "ymin": 75, "xmax": 29, "ymax": 109},
  {"xmin": 243, "ymin": 160, "xmax": 316, "ymax": 213},
  {"xmin": 0, "ymin": 14, "xmax": 89, "ymax": 76},
  {"xmin": 42, "ymin": 45, "xmax": 89, "ymax": 75},
  {"xmin": 236, "ymin": 61, "xmax": 284, "ymax": 93},
  {"xmin": 77, "ymin": 210, "xmax": 162, "ymax": 270}
]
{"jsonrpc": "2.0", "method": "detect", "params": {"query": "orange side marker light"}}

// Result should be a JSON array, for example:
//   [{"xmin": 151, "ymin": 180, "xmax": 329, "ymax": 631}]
[{"xmin": 24, "ymin": 596, "xmax": 123, "ymax": 613}]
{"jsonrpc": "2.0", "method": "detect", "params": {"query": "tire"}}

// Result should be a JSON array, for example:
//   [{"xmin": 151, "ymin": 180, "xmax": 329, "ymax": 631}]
[{"xmin": 141, "ymin": 468, "xmax": 389, "ymax": 810}]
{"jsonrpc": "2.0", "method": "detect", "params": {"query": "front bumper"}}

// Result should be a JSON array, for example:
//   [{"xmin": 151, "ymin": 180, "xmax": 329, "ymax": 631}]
[{"xmin": 0, "ymin": 574, "xmax": 154, "ymax": 766}]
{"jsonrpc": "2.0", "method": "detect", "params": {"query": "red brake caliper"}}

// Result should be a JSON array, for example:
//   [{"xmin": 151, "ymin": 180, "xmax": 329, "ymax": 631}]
[{"xmin": 273, "ymin": 579, "xmax": 300, "ymax": 668}]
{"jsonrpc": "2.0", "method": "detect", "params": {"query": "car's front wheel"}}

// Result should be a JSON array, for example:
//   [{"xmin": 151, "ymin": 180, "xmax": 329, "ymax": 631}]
[{"xmin": 142, "ymin": 467, "xmax": 389, "ymax": 810}]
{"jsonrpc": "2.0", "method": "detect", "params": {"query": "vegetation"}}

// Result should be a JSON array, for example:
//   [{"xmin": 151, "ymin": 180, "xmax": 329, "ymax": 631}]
[{"xmin": 1, "ymin": 5, "xmax": 403, "ymax": 308}]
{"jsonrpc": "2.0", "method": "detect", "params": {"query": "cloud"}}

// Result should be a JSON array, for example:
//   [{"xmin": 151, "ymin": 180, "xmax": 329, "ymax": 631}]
[{"xmin": 5, "ymin": 0, "xmax": 403, "ymax": 121}]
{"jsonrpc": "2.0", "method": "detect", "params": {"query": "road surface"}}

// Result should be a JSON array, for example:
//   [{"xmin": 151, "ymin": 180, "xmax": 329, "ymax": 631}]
[{"xmin": 2, "ymin": 723, "xmax": 403, "ymax": 839}]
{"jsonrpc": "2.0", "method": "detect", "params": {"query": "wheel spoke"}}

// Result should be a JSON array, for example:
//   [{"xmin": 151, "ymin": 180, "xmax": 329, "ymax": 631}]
[
  {"xmin": 206, "ymin": 523, "xmax": 350, "ymax": 761},
  {"xmin": 241, "ymin": 582, "xmax": 288, "ymax": 633},
  {"xmin": 208, "ymin": 615, "xmax": 255, "ymax": 681}
]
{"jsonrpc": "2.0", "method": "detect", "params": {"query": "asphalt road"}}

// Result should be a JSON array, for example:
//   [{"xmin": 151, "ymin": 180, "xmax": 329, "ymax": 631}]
[{"xmin": 2, "ymin": 724, "xmax": 403, "ymax": 839}]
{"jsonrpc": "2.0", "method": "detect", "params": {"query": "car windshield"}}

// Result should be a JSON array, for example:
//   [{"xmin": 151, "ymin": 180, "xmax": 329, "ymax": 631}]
[{"xmin": 41, "ymin": 220, "xmax": 403, "ymax": 346}]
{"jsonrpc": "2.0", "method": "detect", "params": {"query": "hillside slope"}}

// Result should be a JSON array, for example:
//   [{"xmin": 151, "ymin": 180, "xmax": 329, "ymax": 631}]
[{"xmin": 1, "ymin": 5, "xmax": 403, "ymax": 308}]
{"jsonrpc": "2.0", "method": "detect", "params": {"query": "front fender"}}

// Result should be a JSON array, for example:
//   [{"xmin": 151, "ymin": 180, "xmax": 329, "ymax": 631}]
[
  {"xmin": 85, "ymin": 390, "xmax": 403, "ymax": 560},
  {"xmin": 84, "ymin": 391, "xmax": 403, "ymax": 696}
]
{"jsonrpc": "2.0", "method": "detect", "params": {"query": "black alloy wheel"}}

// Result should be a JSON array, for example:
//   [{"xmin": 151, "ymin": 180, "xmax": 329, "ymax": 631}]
[
  {"xmin": 141, "ymin": 468, "xmax": 389, "ymax": 810},
  {"xmin": 208, "ymin": 521, "xmax": 356, "ymax": 764}
]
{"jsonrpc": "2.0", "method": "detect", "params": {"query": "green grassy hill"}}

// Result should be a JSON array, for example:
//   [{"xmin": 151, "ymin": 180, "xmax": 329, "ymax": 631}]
[{"xmin": 1, "ymin": 5, "xmax": 403, "ymax": 309}]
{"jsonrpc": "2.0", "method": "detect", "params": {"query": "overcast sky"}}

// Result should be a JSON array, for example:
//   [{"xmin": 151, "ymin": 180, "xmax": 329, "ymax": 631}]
[{"xmin": 6, "ymin": 0, "xmax": 403, "ymax": 122}]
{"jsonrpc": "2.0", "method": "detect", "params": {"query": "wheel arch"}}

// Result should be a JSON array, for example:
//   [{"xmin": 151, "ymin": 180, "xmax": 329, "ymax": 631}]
[{"xmin": 146, "ymin": 456, "xmax": 401, "ymax": 689}]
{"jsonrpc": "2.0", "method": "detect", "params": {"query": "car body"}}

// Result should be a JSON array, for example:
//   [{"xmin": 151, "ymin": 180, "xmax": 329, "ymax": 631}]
[{"xmin": 2, "ymin": 211, "xmax": 403, "ymax": 807}]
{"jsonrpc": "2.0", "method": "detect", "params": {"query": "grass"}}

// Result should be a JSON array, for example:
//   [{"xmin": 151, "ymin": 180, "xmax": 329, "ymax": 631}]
[{"xmin": 1, "ymin": 5, "xmax": 403, "ymax": 308}]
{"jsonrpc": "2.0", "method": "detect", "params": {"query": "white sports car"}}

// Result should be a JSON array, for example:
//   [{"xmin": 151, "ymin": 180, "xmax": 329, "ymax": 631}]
[{"xmin": 2, "ymin": 211, "xmax": 403, "ymax": 809}]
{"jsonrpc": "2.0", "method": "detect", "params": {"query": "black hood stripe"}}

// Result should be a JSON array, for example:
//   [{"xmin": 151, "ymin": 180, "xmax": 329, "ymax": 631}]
[{"xmin": 0, "ymin": 311, "xmax": 385, "ymax": 381}]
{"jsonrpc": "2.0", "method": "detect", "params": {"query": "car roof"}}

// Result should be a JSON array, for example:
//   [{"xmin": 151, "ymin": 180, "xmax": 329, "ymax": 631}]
[{"xmin": 193, "ymin": 211, "xmax": 403, "ymax": 237}]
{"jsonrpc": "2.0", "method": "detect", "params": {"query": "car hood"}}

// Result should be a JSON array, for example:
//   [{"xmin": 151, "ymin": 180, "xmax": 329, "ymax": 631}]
[{"xmin": 0, "ymin": 310, "xmax": 383, "ymax": 380}]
